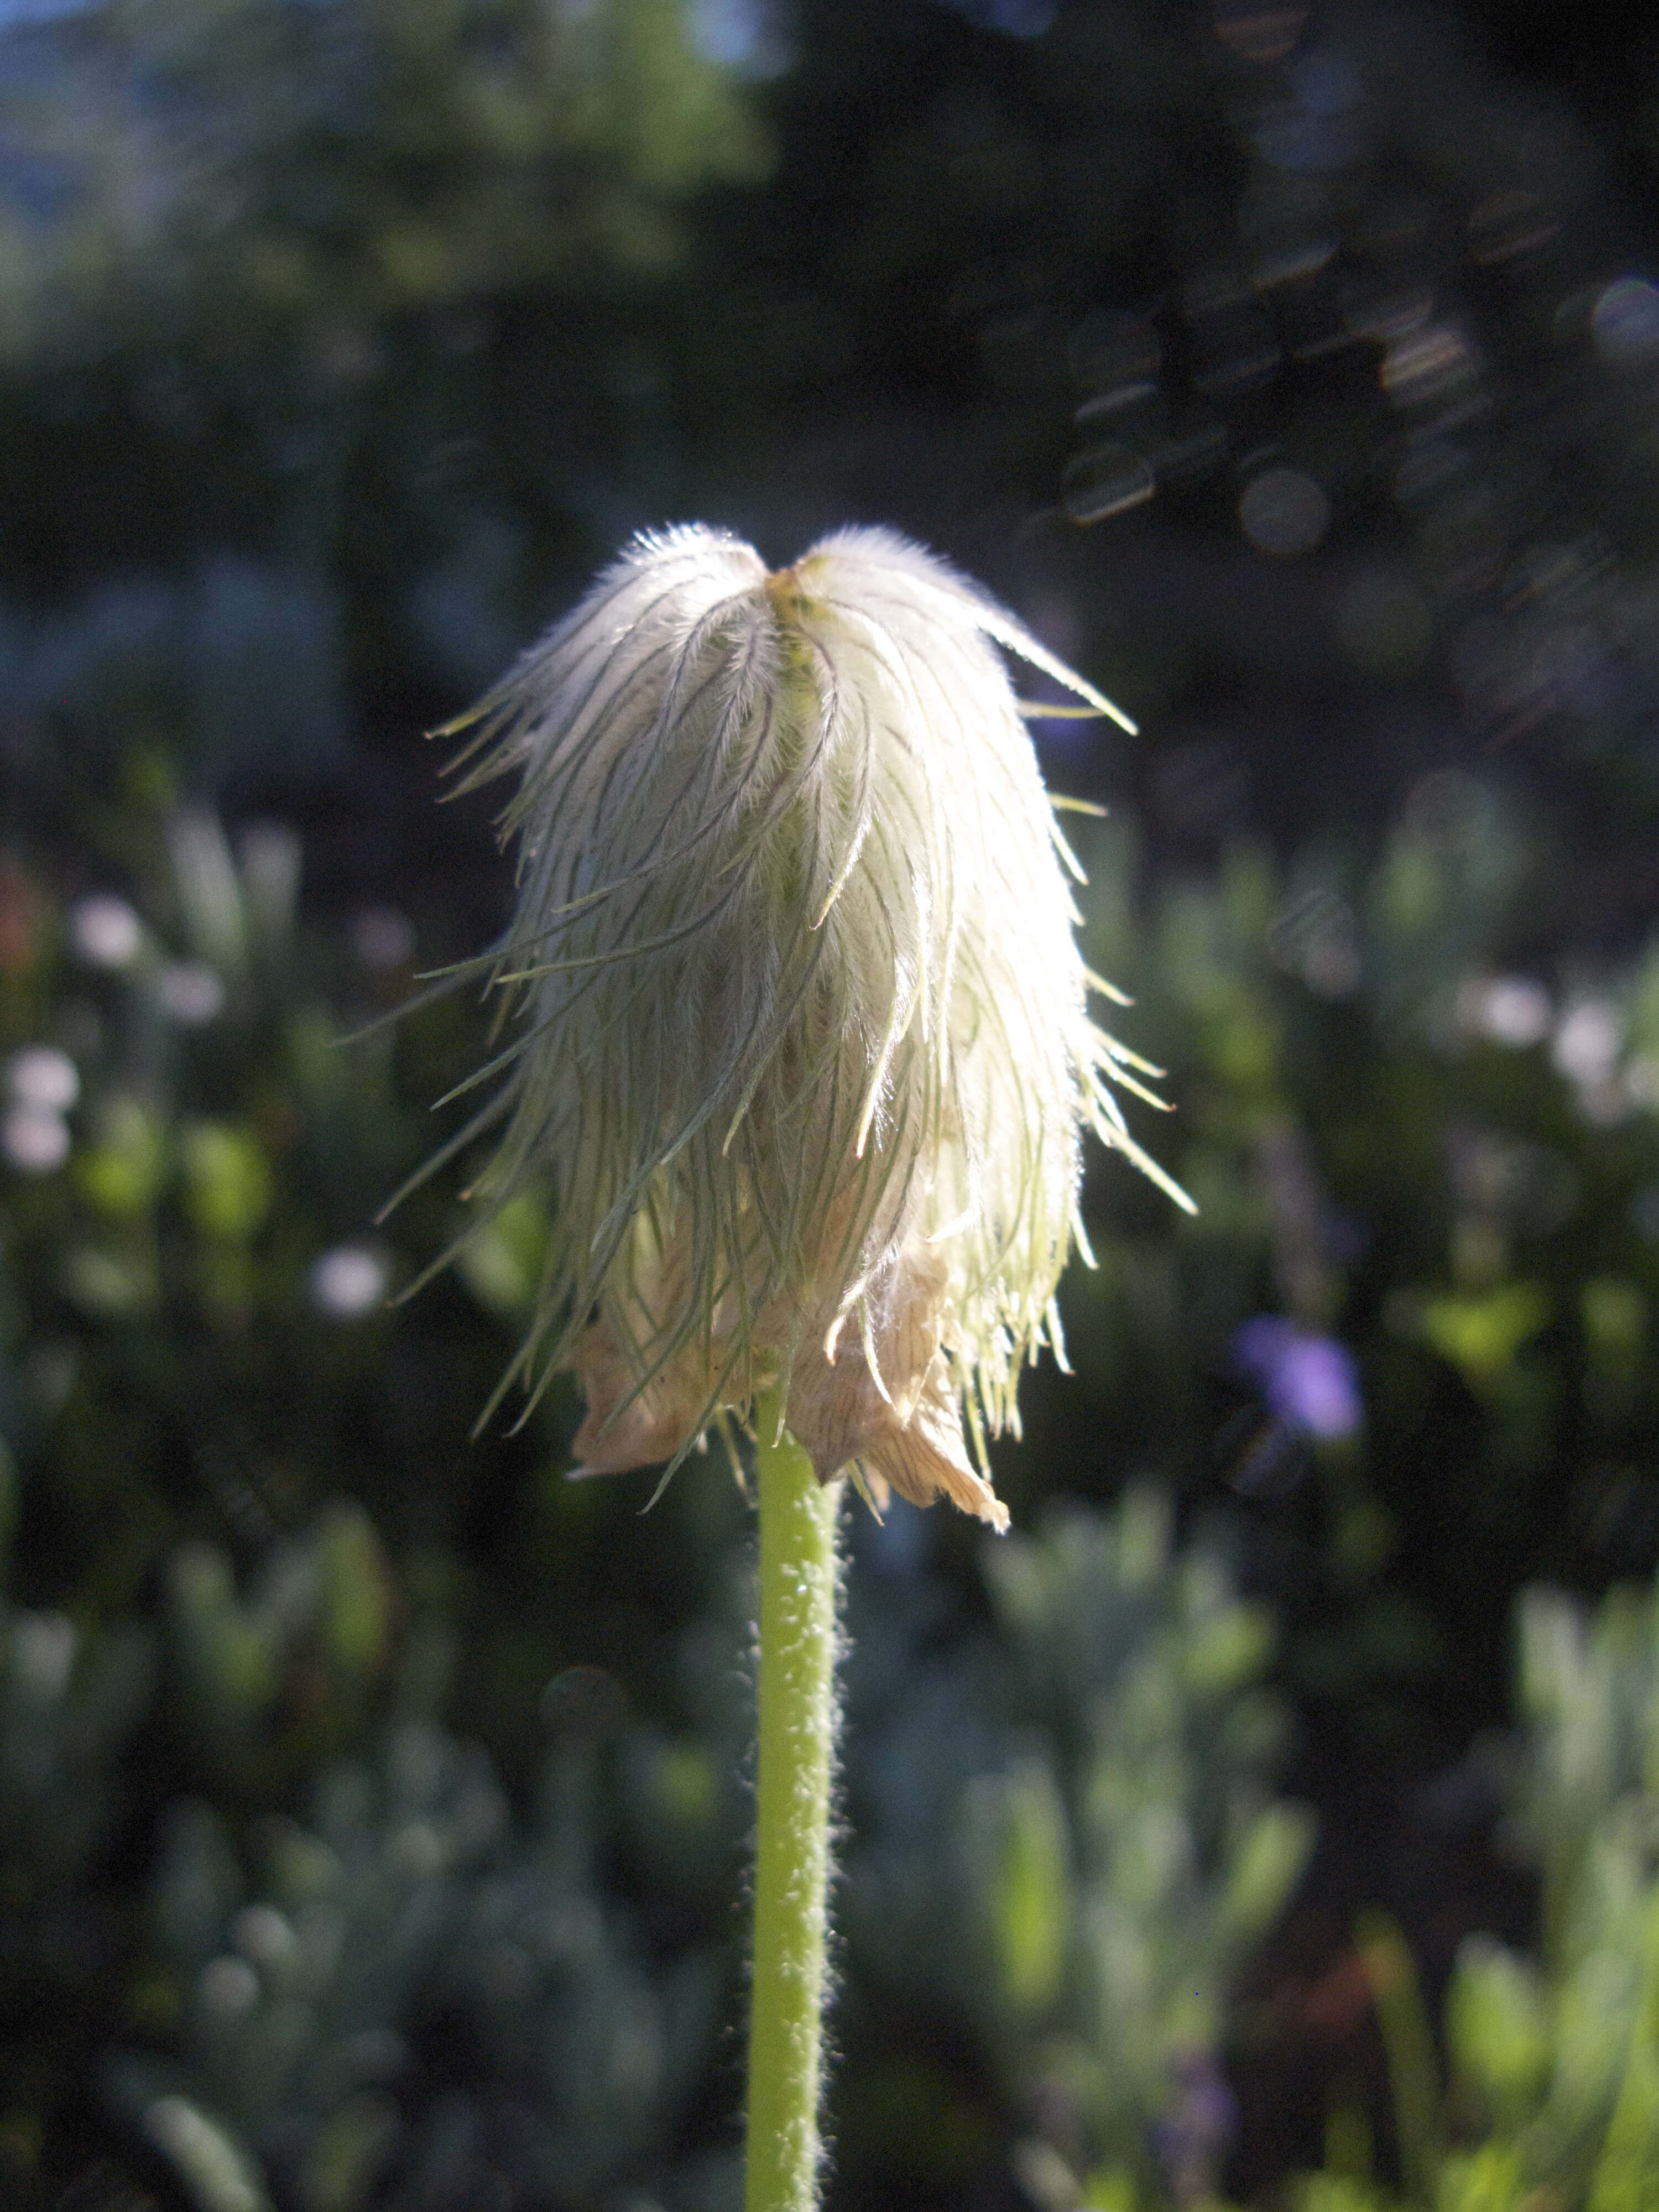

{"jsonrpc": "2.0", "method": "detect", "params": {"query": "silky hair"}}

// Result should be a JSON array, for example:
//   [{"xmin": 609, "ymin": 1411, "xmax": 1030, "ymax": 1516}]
[{"xmin": 405, "ymin": 524, "xmax": 1188, "ymax": 1527}]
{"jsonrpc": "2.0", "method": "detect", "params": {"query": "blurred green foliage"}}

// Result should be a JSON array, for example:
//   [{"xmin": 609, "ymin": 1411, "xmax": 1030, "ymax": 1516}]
[
  {"xmin": 2, "ymin": 755, "xmax": 1657, "ymax": 2205},
  {"xmin": 0, "ymin": 0, "xmax": 766, "ymax": 351},
  {"xmin": 842, "ymin": 1489, "xmax": 1313, "ymax": 2206},
  {"xmin": 1056, "ymin": 782, "xmax": 1659, "ymax": 1759},
  {"xmin": 4, "ymin": 0, "xmax": 1659, "ymax": 2204},
  {"xmin": 1270, "ymin": 1563, "xmax": 1659, "ymax": 2212},
  {"xmin": 0, "ymin": 0, "xmax": 768, "ymax": 831}
]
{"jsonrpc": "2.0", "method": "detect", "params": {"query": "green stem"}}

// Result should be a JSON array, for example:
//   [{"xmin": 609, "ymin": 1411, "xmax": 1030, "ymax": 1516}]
[
  {"xmin": 1355, "ymin": 1910, "xmax": 1442, "ymax": 2207},
  {"xmin": 1589, "ymin": 1883, "xmax": 1659, "ymax": 2209},
  {"xmin": 745, "ymin": 1392, "xmax": 843, "ymax": 2212}
]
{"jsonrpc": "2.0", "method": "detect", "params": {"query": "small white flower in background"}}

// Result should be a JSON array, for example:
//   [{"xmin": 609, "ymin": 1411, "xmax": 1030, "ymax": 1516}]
[
  {"xmin": 2, "ymin": 1047, "xmax": 78, "ymax": 1175},
  {"xmin": 309, "ymin": 1244, "xmax": 388, "ymax": 1319},
  {"xmin": 67, "ymin": 893, "xmax": 143, "ymax": 969},
  {"xmin": 3, "ymin": 1105, "xmax": 70, "ymax": 1173},
  {"xmin": 1459, "ymin": 974, "xmax": 1552, "ymax": 1048},
  {"xmin": 424, "ymin": 524, "xmax": 1188, "ymax": 1530},
  {"xmin": 6, "ymin": 1045, "xmax": 79, "ymax": 1114},
  {"xmin": 1552, "ymin": 998, "xmax": 1622, "ymax": 1088},
  {"xmin": 154, "ymin": 959, "xmax": 226, "ymax": 1026}
]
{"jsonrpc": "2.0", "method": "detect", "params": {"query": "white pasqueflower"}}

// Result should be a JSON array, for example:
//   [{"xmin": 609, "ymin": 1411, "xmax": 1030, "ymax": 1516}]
[
  {"xmin": 68, "ymin": 893, "xmax": 143, "ymax": 969},
  {"xmin": 3, "ymin": 1104, "xmax": 70, "ymax": 1174},
  {"xmin": 422, "ymin": 525, "xmax": 1188, "ymax": 1528},
  {"xmin": 309, "ymin": 1244, "xmax": 389, "ymax": 1320},
  {"xmin": 6, "ymin": 1045, "xmax": 80, "ymax": 1114}
]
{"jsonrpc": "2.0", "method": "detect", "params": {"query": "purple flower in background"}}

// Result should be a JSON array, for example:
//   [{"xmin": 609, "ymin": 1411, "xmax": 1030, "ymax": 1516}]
[
  {"xmin": 1235, "ymin": 1315, "xmax": 1363, "ymax": 1438},
  {"xmin": 1154, "ymin": 2051, "xmax": 1240, "ymax": 2206}
]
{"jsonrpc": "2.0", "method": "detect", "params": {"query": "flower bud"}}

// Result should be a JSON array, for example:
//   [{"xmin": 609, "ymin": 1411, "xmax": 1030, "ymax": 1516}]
[{"xmin": 427, "ymin": 526, "xmax": 1187, "ymax": 1527}]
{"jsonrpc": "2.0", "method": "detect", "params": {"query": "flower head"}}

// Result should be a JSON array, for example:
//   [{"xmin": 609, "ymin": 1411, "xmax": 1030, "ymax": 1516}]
[{"xmin": 421, "ymin": 525, "xmax": 1187, "ymax": 1527}]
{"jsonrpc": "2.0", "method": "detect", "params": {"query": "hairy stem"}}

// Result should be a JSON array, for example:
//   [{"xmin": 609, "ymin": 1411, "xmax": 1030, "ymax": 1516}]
[{"xmin": 745, "ymin": 1393, "xmax": 843, "ymax": 2212}]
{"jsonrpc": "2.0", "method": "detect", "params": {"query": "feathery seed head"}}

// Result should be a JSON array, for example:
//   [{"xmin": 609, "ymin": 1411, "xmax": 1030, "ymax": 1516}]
[{"xmin": 429, "ymin": 524, "xmax": 1188, "ymax": 1528}]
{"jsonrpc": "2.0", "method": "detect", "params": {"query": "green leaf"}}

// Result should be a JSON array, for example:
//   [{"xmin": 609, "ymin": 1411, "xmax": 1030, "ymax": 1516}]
[
  {"xmin": 180, "ymin": 1121, "xmax": 273, "ymax": 1241},
  {"xmin": 1446, "ymin": 1936, "xmax": 1550, "ymax": 2132},
  {"xmin": 1420, "ymin": 1282, "xmax": 1552, "ymax": 1390},
  {"xmin": 77, "ymin": 1097, "xmax": 168, "ymax": 1217},
  {"xmin": 980, "ymin": 1759, "xmax": 1070, "ymax": 2021}
]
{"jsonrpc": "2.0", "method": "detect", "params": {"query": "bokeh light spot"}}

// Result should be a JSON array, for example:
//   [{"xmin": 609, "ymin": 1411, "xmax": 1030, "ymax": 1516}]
[
  {"xmin": 1063, "ymin": 442, "xmax": 1155, "ymax": 524},
  {"xmin": 1381, "ymin": 324, "xmax": 1477, "ymax": 404},
  {"xmin": 1212, "ymin": 0, "xmax": 1307, "ymax": 63},
  {"xmin": 1592, "ymin": 278, "xmax": 1659, "ymax": 367},
  {"xmin": 1468, "ymin": 191, "xmax": 1561, "ymax": 265},
  {"xmin": 1239, "ymin": 466, "xmax": 1329, "ymax": 556}
]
